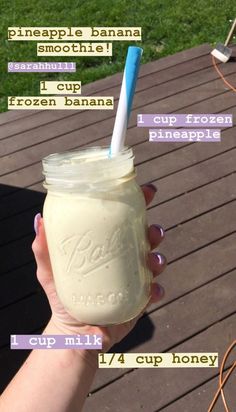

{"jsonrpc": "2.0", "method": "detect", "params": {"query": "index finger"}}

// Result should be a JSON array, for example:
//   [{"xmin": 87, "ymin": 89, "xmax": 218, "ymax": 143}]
[{"xmin": 141, "ymin": 184, "xmax": 157, "ymax": 206}]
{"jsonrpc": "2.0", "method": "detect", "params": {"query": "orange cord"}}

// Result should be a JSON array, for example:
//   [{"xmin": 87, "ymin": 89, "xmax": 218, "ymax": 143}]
[
  {"xmin": 211, "ymin": 54, "xmax": 236, "ymax": 92},
  {"xmin": 219, "ymin": 340, "xmax": 236, "ymax": 412},
  {"xmin": 207, "ymin": 340, "xmax": 236, "ymax": 411},
  {"xmin": 207, "ymin": 53, "xmax": 236, "ymax": 411}
]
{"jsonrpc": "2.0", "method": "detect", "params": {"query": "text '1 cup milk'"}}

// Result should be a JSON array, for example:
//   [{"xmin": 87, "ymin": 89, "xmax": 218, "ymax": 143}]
[{"xmin": 42, "ymin": 146, "xmax": 152, "ymax": 325}]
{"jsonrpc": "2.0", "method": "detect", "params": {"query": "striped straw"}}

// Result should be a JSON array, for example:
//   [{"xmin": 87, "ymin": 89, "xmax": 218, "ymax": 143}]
[{"xmin": 109, "ymin": 46, "xmax": 143, "ymax": 156}]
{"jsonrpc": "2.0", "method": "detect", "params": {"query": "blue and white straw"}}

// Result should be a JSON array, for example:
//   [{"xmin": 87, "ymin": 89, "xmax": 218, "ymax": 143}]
[{"xmin": 110, "ymin": 46, "xmax": 143, "ymax": 155}]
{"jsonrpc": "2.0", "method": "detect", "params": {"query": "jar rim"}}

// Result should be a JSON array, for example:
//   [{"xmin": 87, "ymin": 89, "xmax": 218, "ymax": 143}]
[
  {"xmin": 43, "ymin": 145, "xmax": 132, "ymax": 166},
  {"xmin": 42, "ymin": 145, "xmax": 135, "ymax": 190}
]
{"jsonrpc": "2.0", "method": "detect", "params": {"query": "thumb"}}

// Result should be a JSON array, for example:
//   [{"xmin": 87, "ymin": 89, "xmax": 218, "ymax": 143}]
[{"xmin": 32, "ymin": 214, "xmax": 54, "ymax": 290}]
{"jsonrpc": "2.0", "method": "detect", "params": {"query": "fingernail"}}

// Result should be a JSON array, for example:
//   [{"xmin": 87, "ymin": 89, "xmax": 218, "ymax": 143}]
[
  {"xmin": 146, "ymin": 183, "xmax": 157, "ymax": 193},
  {"xmin": 159, "ymin": 285, "xmax": 165, "ymax": 298},
  {"xmin": 155, "ymin": 284, "xmax": 165, "ymax": 298},
  {"xmin": 154, "ymin": 252, "xmax": 166, "ymax": 266},
  {"xmin": 153, "ymin": 224, "xmax": 165, "ymax": 238},
  {"xmin": 34, "ymin": 213, "xmax": 41, "ymax": 236}
]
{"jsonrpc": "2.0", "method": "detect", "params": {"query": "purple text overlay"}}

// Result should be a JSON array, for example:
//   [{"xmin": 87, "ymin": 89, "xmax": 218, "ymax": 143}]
[
  {"xmin": 137, "ymin": 114, "xmax": 233, "ymax": 128},
  {"xmin": 149, "ymin": 129, "xmax": 221, "ymax": 142},
  {"xmin": 8, "ymin": 62, "xmax": 76, "ymax": 72},
  {"xmin": 11, "ymin": 334, "xmax": 102, "ymax": 349}
]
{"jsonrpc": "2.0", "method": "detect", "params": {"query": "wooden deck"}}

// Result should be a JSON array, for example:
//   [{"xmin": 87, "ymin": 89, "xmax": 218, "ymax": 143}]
[{"xmin": 1, "ymin": 43, "xmax": 236, "ymax": 411}]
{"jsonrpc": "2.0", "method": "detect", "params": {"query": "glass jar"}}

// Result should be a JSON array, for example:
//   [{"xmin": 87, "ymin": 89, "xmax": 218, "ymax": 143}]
[{"xmin": 42, "ymin": 146, "xmax": 152, "ymax": 326}]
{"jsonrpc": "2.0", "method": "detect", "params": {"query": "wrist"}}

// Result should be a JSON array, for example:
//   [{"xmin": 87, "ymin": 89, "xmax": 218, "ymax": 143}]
[{"xmin": 43, "ymin": 318, "xmax": 99, "ymax": 371}]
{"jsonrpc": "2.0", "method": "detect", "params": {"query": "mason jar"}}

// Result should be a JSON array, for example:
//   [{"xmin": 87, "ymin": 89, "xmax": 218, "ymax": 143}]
[{"xmin": 42, "ymin": 146, "xmax": 152, "ymax": 326}]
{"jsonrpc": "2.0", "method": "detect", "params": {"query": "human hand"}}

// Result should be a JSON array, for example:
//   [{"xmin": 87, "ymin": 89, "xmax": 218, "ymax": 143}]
[{"xmin": 32, "ymin": 184, "xmax": 166, "ymax": 357}]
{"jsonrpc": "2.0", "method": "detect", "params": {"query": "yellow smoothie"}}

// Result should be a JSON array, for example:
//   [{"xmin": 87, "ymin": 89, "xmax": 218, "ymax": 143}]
[{"xmin": 42, "ymin": 146, "xmax": 152, "ymax": 325}]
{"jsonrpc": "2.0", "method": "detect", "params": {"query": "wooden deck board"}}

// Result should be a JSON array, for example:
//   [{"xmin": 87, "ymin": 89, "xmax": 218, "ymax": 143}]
[
  {"xmin": 1, "ymin": 137, "xmax": 235, "ymax": 224},
  {"xmin": 1, "ymin": 86, "xmax": 235, "ymax": 199},
  {"xmin": 1, "ymin": 232, "xmax": 235, "ymax": 394},
  {"xmin": 1, "ymin": 110, "xmax": 235, "ymax": 198},
  {"xmin": 0, "ymin": 53, "xmax": 216, "ymax": 140},
  {"xmin": 0, "ymin": 43, "xmax": 210, "ymax": 126},
  {"xmin": 0, "ymin": 43, "xmax": 236, "ymax": 410},
  {"xmin": 160, "ymin": 370, "xmax": 236, "ymax": 412},
  {"xmin": 1, "ymin": 186, "xmax": 236, "ymax": 276},
  {"xmin": 1, "ymin": 170, "xmax": 236, "ymax": 262},
  {"xmin": 83, "ymin": 314, "xmax": 236, "ymax": 411},
  {"xmin": 1, "ymin": 56, "xmax": 235, "ymax": 160},
  {"xmin": 88, "ymin": 269, "xmax": 236, "ymax": 392}
]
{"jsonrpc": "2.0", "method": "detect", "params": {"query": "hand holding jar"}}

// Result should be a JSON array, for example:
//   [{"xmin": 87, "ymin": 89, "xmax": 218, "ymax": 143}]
[{"xmin": 32, "ymin": 179, "xmax": 166, "ymax": 353}]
